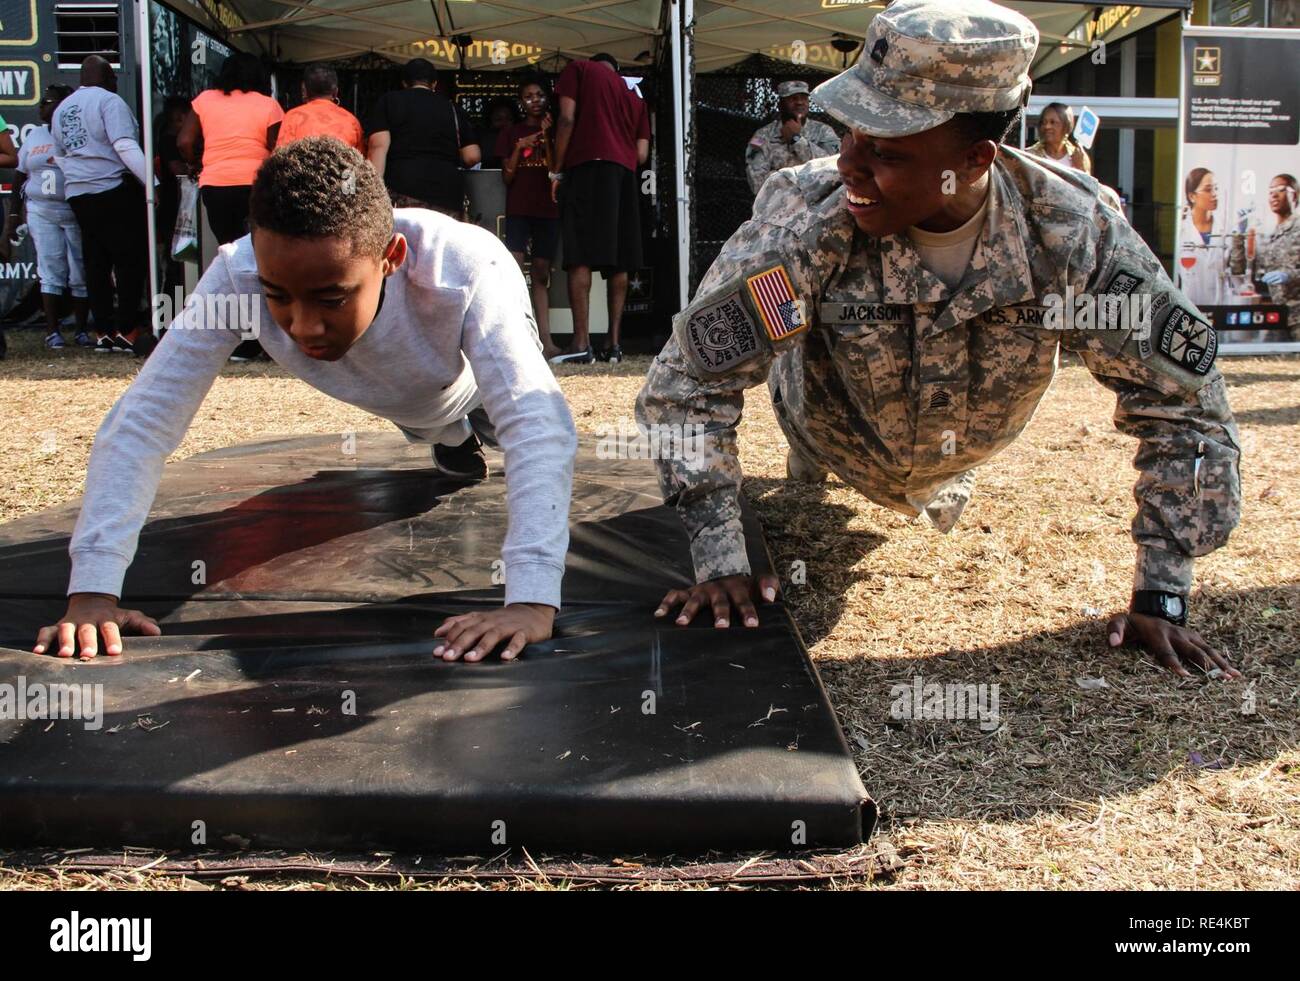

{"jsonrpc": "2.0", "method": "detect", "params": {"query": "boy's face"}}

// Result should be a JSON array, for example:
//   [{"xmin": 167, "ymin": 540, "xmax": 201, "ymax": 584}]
[{"xmin": 253, "ymin": 230, "xmax": 407, "ymax": 362}]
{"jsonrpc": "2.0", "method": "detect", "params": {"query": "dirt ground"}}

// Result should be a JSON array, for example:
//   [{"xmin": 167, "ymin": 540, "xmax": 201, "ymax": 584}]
[{"xmin": 1, "ymin": 327, "xmax": 1296, "ymax": 890}]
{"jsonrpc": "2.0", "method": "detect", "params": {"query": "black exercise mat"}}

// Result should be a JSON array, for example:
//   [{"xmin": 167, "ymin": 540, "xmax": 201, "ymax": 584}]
[{"xmin": 0, "ymin": 434, "xmax": 872, "ymax": 852}]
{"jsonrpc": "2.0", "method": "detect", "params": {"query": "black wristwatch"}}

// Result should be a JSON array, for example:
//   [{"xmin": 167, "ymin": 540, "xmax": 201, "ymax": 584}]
[{"xmin": 1131, "ymin": 590, "xmax": 1188, "ymax": 627}]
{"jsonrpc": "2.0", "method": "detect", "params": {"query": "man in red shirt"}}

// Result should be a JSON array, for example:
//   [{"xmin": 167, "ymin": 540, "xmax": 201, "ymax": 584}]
[{"xmin": 550, "ymin": 53, "xmax": 650, "ymax": 364}]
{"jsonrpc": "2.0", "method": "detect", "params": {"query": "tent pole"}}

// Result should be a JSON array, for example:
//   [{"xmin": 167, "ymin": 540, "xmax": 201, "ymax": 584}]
[
  {"xmin": 670, "ymin": 0, "xmax": 693, "ymax": 311},
  {"xmin": 136, "ymin": 0, "xmax": 161, "ymax": 334}
]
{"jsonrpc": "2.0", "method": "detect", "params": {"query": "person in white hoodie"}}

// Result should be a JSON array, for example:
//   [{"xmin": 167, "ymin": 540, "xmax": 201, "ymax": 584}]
[{"xmin": 32, "ymin": 136, "xmax": 577, "ymax": 664}]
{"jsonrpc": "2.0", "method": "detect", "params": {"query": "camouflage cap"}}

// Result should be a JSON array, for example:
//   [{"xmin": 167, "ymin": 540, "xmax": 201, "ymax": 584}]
[
  {"xmin": 776, "ymin": 80, "xmax": 810, "ymax": 97},
  {"xmin": 813, "ymin": 0, "xmax": 1039, "ymax": 138}
]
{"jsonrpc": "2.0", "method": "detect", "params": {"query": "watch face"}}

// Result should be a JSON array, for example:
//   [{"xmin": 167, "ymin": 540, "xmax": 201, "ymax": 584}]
[{"xmin": 1164, "ymin": 595, "xmax": 1186, "ymax": 618}]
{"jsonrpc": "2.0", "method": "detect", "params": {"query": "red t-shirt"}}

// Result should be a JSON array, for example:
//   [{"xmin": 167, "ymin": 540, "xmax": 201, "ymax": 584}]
[
  {"xmin": 553, "ymin": 60, "xmax": 650, "ymax": 173},
  {"xmin": 495, "ymin": 122, "xmax": 558, "ymax": 219}
]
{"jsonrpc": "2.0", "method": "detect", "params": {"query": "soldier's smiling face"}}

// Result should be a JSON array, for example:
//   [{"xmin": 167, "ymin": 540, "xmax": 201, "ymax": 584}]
[{"xmin": 836, "ymin": 122, "xmax": 998, "ymax": 237}]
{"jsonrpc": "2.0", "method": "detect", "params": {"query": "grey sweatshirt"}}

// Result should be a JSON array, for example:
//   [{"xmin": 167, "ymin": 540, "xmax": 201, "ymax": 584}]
[{"xmin": 68, "ymin": 210, "xmax": 577, "ymax": 608}]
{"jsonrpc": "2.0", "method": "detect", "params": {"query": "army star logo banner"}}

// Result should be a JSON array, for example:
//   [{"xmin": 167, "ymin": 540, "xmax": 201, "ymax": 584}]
[
  {"xmin": 1159, "ymin": 305, "xmax": 1217, "ymax": 376},
  {"xmin": 746, "ymin": 265, "xmax": 808, "ymax": 342}
]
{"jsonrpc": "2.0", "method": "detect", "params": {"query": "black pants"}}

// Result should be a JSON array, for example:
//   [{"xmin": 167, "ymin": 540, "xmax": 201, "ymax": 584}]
[
  {"xmin": 201, "ymin": 185, "xmax": 261, "ymax": 358},
  {"xmin": 68, "ymin": 179, "xmax": 148, "ymax": 337},
  {"xmin": 201, "ymin": 185, "xmax": 253, "ymax": 246}
]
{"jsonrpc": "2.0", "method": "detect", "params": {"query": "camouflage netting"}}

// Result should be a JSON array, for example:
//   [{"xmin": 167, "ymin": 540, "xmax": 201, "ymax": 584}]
[{"xmin": 691, "ymin": 55, "xmax": 842, "ymax": 294}]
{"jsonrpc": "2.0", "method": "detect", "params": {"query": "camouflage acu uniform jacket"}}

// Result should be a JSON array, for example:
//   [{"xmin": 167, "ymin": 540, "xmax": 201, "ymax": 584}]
[
  {"xmin": 636, "ymin": 146, "xmax": 1241, "ymax": 596},
  {"xmin": 1257, "ymin": 214, "xmax": 1300, "ymax": 339},
  {"xmin": 745, "ymin": 117, "xmax": 841, "ymax": 195}
]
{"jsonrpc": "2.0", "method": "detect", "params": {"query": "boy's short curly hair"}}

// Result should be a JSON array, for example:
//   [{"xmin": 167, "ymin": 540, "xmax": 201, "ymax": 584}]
[{"xmin": 249, "ymin": 136, "xmax": 394, "ymax": 259}]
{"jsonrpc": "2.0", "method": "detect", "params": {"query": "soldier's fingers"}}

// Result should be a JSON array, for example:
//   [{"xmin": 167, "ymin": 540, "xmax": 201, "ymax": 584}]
[
  {"xmin": 756, "ymin": 574, "xmax": 782, "ymax": 604},
  {"xmin": 676, "ymin": 592, "xmax": 706, "ymax": 626},
  {"xmin": 501, "ymin": 631, "xmax": 528, "ymax": 661},
  {"xmin": 435, "ymin": 621, "xmax": 476, "ymax": 659},
  {"xmin": 77, "ymin": 622, "xmax": 99, "ymax": 659},
  {"xmin": 57, "ymin": 622, "xmax": 76, "ymax": 659},
  {"xmin": 1173, "ymin": 635, "xmax": 1214, "ymax": 675},
  {"xmin": 709, "ymin": 587, "xmax": 734, "ymax": 628},
  {"xmin": 100, "ymin": 620, "xmax": 123, "ymax": 656},
  {"xmin": 728, "ymin": 583, "xmax": 759, "ymax": 627},
  {"xmin": 656, "ymin": 590, "xmax": 688, "ymax": 618},
  {"xmin": 33, "ymin": 625, "xmax": 57, "ymax": 655},
  {"xmin": 1200, "ymin": 642, "xmax": 1241, "ymax": 679},
  {"xmin": 1148, "ymin": 633, "xmax": 1192, "ymax": 679},
  {"xmin": 1106, "ymin": 614, "xmax": 1128, "ymax": 648}
]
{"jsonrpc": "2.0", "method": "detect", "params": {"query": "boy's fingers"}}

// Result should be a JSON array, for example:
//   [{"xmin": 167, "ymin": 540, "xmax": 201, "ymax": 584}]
[
  {"xmin": 57, "ymin": 622, "xmax": 76, "ymax": 658},
  {"xmin": 464, "ymin": 628, "xmax": 503, "ymax": 662},
  {"xmin": 77, "ymin": 622, "xmax": 98, "ymax": 659},
  {"xmin": 100, "ymin": 620, "xmax": 124, "ymax": 656},
  {"xmin": 501, "ymin": 631, "xmax": 527, "ymax": 661},
  {"xmin": 33, "ymin": 625, "xmax": 55, "ymax": 654}
]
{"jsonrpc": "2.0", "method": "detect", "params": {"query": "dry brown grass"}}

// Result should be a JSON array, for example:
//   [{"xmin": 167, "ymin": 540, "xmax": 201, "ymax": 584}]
[{"xmin": 1, "ymin": 327, "xmax": 1296, "ymax": 890}]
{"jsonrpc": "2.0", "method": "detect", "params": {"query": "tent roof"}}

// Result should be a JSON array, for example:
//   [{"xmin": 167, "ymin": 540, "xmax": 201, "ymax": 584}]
[{"xmin": 184, "ymin": 0, "xmax": 1190, "ymax": 74}]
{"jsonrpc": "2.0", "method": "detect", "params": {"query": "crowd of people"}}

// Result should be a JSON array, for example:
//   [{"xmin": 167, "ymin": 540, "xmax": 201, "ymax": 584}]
[{"xmin": 0, "ymin": 50, "xmax": 654, "ymax": 365}]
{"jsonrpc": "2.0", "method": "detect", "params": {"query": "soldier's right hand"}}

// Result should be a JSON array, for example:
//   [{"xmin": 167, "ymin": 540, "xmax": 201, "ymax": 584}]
[
  {"xmin": 654, "ymin": 573, "xmax": 782, "ymax": 628},
  {"xmin": 780, "ymin": 116, "xmax": 804, "ymax": 142},
  {"xmin": 33, "ymin": 593, "xmax": 161, "ymax": 659}
]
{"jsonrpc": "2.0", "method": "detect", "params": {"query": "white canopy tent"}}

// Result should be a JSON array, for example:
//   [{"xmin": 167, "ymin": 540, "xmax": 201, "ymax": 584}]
[{"xmin": 140, "ymin": 0, "xmax": 1193, "ymax": 312}]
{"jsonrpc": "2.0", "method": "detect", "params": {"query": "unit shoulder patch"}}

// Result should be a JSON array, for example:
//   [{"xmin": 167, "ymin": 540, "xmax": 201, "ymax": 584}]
[
  {"xmin": 1157, "ymin": 301, "xmax": 1217, "ymax": 376},
  {"xmin": 678, "ymin": 289, "xmax": 767, "ymax": 375}
]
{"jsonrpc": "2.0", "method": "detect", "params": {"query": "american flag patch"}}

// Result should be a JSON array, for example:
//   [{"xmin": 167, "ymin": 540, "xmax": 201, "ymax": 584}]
[{"xmin": 746, "ymin": 265, "xmax": 807, "ymax": 342}]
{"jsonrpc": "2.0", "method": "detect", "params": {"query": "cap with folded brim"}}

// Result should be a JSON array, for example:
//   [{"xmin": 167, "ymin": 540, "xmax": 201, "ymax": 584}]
[{"xmin": 813, "ymin": 70, "xmax": 954, "ymax": 138}]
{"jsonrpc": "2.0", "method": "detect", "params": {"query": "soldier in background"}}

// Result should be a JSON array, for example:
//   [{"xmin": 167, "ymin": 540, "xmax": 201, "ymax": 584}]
[
  {"xmin": 638, "ymin": 0, "xmax": 1243, "ymax": 682},
  {"xmin": 745, "ymin": 80, "xmax": 841, "ymax": 195},
  {"xmin": 1257, "ymin": 173, "xmax": 1300, "ymax": 340}
]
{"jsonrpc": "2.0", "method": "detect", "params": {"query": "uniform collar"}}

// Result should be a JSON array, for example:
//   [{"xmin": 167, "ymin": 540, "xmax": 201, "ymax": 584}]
[{"xmin": 876, "ymin": 158, "xmax": 1036, "ymax": 331}]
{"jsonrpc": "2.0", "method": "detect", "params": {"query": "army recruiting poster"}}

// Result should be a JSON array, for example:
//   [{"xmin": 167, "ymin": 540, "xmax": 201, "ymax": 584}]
[{"xmin": 1180, "ymin": 26, "xmax": 1300, "ymax": 353}]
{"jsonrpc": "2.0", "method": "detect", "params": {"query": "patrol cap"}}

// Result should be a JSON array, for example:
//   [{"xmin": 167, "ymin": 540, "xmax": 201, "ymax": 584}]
[
  {"xmin": 775, "ymin": 80, "xmax": 810, "ymax": 97},
  {"xmin": 812, "ymin": 0, "xmax": 1038, "ymax": 138}
]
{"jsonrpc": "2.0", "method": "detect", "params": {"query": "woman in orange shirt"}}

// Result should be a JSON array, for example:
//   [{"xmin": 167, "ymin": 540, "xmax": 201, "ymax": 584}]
[
  {"xmin": 178, "ymin": 51, "xmax": 284, "ymax": 246},
  {"xmin": 277, "ymin": 66, "xmax": 365, "ymax": 155}
]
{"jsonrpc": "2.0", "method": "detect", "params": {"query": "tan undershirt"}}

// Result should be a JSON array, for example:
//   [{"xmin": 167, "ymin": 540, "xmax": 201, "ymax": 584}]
[{"xmin": 907, "ymin": 188, "xmax": 991, "ymax": 291}]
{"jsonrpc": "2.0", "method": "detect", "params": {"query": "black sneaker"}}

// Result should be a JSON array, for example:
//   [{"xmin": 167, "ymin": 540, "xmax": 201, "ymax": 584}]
[
  {"xmin": 432, "ymin": 434, "xmax": 488, "ymax": 481},
  {"xmin": 131, "ymin": 331, "xmax": 158, "ymax": 358},
  {"xmin": 549, "ymin": 346, "xmax": 594, "ymax": 365},
  {"xmin": 606, "ymin": 345, "xmax": 623, "ymax": 364},
  {"xmin": 93, "ymin": 336, "xmax": 114, "ymax": 354},
  {"xmin": 110, "ymin": 333, "xmax": 134, "ymax": 353}
]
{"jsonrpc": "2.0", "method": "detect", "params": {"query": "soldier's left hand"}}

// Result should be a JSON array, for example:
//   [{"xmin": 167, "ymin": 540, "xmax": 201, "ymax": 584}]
[{"xmin": 1106, "ymin": 612, "xmax": 1242, "ymax": 681}]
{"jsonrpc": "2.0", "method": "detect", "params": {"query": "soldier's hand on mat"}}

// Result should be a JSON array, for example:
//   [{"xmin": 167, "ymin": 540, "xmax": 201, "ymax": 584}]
[
  {"xmin": 654, "ymin": 573, "xmax": 781, "ymax": 629},
  {"xmin": 433, "ymin": 602, "xmax": 555, "ymax": 662},
  {"xmin": 1106, "ymin": 612, "xmax": 1241, "ymax": 681},
  {"xmin": 33, "ymin": 593, "xmax": 162, "ymax": 659}
]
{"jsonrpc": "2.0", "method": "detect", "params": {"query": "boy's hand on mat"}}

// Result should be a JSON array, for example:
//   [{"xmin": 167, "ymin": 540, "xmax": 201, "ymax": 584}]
[
  {"xmin": 1106, "ymin": 612, "xmax": 1242, "ymax": 681},
  {"xmin": 33, "ymin": 593, "xmax": 162, "ymax": 659},
  {"xmin": 433, "ymin": 603, "xmax": 555, "ymax": 662},
  {"xmin": 654, "ymin": 573, "xmax": 781, "ymax": 629}
]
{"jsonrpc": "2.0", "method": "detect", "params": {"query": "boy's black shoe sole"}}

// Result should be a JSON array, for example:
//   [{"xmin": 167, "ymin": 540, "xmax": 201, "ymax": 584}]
[{"xmin": 432, "ymin": 434, "xmax": 488, "ymax": 481}]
